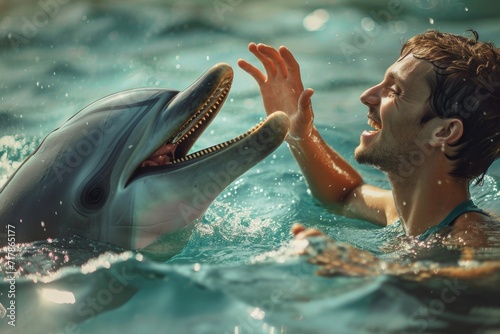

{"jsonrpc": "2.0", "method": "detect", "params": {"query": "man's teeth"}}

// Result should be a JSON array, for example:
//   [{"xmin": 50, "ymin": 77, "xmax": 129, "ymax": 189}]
[{"xmin": 368, "ymin": 119, "xmax": 381, "ymax": 131}]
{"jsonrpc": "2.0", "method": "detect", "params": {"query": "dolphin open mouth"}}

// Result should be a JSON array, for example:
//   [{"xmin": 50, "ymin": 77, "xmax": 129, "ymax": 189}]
[
  {"xmin": 132, "ymin": 63, "xmax": 288, "ymax": 180},
  {"xmin": 140, "ymin": 75, "xmax": 233, "ymax": 168}
]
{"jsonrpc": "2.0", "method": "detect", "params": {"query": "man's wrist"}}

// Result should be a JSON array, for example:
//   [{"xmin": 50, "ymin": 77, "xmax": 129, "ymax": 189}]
[{"xmin": 286, "ymin": 127, "xmax": 317, "ymax": 147}]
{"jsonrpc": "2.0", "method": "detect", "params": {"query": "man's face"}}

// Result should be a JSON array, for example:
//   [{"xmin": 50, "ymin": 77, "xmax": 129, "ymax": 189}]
[{"xmin": 354, "ymin": 54, "xmax": 436, "ymax": 175}]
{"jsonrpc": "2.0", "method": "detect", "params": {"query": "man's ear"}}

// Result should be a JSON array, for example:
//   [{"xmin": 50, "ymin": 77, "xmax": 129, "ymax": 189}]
[{"xmin": 429, "ymin": 118, "xmax": 464, "ymax": 147}]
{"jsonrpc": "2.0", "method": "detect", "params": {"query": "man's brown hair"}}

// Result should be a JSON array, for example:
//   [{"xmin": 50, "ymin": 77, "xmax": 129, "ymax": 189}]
[{"xmin": 401, "ymin": 30, "xmax": 499, "ymax": 184}]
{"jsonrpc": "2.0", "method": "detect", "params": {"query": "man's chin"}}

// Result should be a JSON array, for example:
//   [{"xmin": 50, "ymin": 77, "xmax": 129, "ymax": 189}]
[
  {"xmin": 354, "ymin": 145, "xmax": 383, "ymax": 169},
  {"xmin": 353, "ymin": 145, "xmax": 367, "ymax": 164}
]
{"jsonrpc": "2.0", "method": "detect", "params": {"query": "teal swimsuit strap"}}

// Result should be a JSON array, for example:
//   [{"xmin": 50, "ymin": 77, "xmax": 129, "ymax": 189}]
[{"xmin": 418, "ymin": 200, "xmax": 487, "ymax": 241}]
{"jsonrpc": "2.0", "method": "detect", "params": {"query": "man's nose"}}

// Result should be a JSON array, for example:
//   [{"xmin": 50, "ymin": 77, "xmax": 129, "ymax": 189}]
[{"xmin": 360, "ymin": 85, "xmax": 380, "ymax": 107}]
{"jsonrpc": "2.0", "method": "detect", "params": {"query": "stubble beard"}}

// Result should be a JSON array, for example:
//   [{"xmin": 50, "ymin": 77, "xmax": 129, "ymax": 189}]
[{"xmin": 354, "ymin": 140, "xmax": 405, "ymax": 175}]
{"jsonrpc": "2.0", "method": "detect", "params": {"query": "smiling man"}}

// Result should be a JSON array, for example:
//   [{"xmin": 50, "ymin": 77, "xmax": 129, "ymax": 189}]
[{"xmin": 238, "ymin": 30, "xmax": 499, "ymax": 246}]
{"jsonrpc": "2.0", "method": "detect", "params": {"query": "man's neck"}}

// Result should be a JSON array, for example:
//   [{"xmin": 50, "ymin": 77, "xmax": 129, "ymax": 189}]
[{"xmin": 388, "ymin": 168, "xmax": 470, "ymax": 236}]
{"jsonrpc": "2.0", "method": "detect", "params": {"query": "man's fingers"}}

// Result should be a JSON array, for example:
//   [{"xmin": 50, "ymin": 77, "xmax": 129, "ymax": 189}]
[
  {"xmin": 291, "ymin": 223, "xmax": 306, "ymax": 236},
  {"xmin": 279, "ymin": 46, "xmax": 301, "ymax": 77},
  {"xmin": 296, "ymin": 229, "xmax": 325, "ymax": 239},
  {"xmin": 237, "ymin": 59, "xmax": 266, "ymax": 85},
  {"xmin": 298, "ymin": 88, "xmax": 314, "ymax": 117},
  {"xmin": 299, "ymin": 88, "xmax": 314, "ymax": 106},
  {"xmin": 291, "ymin": 223, "xmax": 325, "ymax": 239},
  {"xmin": 240, "ymin": 43, "xmax": 300, "ymax": 84},
  {"xmin": 256, "ymin": 44, "xmax": 288, "ymax": 78},
  {"xmin": 247, "ymin": 42, "xmax": 277, "ymax": 78}
]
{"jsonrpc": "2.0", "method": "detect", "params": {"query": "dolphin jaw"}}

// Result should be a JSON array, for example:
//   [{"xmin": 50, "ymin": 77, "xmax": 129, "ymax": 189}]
[
  {"xmin": 166, "ymin": 111, "xmax": 288, "ymax": 166},
  {"xmin": 132, "ymin": 111, "xmax": 290, "ymax": 180},
  {"xmin": 126, "ymin": 62, "xmax": 290, "ymax": 185},
  {"xmin": 171, "ymin": 76, "xmax": 232, "ymax": 145},
  {"xmin": 137, "ymin": 65, "xmax": 233, "ymax": 170}
]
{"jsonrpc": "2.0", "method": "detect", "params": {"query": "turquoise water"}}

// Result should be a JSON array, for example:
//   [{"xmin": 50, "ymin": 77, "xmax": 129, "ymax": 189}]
[{"xmin": 1, "ymin": 0, "xmax": 500, "ymax": 333}]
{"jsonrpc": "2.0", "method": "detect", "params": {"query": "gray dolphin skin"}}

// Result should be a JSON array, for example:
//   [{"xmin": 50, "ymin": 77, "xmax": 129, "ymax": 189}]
[{"xmin": 0, "ymin": 63, "xmax": 289, "ymax": 258}]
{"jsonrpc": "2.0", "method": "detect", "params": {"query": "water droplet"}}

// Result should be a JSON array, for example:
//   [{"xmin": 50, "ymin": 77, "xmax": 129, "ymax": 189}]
[
  {"xmin": 361, "ymin": 17, "xmax": 375, "ymax": 32},
  {"xmin": 394, "ymin": 21, "xmax": 407, "ymax": 34},
  {"xmin": 250, "ymin": 307, "xmax": 265, "ymax": 320},
  {"xmin": 303, "ymin": 9, "xmax": 330, "ymax": 31}
]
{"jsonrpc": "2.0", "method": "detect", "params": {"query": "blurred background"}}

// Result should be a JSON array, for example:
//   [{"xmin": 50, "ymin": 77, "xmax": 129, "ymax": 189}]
[
  {"xmin": 2, "ymin": 0, "xmax": 500, "ymax": 129},
  {"xmin": 1, "ymin": 0, "xmax": 499, "ymax": 185}
]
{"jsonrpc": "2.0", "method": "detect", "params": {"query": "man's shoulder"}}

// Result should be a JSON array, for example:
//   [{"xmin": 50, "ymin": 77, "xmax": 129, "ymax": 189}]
[{"xmin": 445, "ymin": 212, "xmax": 499, "ymax": 247}]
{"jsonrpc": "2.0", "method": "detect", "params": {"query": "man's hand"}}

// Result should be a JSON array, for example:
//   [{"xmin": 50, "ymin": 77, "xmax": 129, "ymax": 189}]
[
  {"xmin": 291, "ymin": 223, "xmax": 325, "ymax": 239},
  {"xmin": 290, "ymin": 224, "xmax": 500, "ymax": 280},
  {"xmin": 238, "ymin": 43, "xmax": 315, "ymax": 142}
]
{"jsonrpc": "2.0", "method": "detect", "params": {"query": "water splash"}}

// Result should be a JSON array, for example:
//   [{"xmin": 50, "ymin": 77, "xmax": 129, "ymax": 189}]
[
  {"xmin": 0, "ymin": 235, "xmax": 127, "ymax": 279},
  {"xmin": 0, "ymin": 135, "xmax": 39, "ymax": 188}
]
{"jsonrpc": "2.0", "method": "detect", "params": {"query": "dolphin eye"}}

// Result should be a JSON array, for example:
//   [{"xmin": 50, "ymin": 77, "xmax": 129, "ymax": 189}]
[{"xmin": 81, "ymin": 183, "xmax": 107, "ymax": 210}]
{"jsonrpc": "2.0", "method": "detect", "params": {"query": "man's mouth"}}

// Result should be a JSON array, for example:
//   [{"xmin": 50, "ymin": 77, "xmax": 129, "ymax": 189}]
[{"xmin": 367, "ymin": 118, "xmax": 382, "ymax": 132}]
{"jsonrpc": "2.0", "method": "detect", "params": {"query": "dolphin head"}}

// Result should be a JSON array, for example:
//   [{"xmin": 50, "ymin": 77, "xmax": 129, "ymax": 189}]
[{"xmin": 1, "ymin": 63, "xmax": 289, "ymax": 251}]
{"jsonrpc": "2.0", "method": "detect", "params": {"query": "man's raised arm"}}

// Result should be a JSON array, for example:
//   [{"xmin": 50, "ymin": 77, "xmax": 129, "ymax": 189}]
[{"xmin": 238, "ymin": 43, "xmax": 395, "ymax": 226}]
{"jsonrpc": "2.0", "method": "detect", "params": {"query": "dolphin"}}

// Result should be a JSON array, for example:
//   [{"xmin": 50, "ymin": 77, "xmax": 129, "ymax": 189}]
[{"xmin": 0, "ymin": 63, "xmax": 289, "ymax": 258}]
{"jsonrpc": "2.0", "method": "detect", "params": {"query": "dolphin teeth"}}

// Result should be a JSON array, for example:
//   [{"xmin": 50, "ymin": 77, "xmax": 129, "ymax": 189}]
[
  {"xmin": 170, "ymin": 116, "xmax": 267, "ymax": 165},
  {"xmin": 161, "ymin": 75, "xmax": 236, "ymax": 166}
]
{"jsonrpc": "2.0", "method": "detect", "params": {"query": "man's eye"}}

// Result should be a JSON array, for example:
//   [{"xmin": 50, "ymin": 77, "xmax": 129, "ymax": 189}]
[{"xmin": 388, "ymin": 87, "xmax": 400, "ymax": 96}]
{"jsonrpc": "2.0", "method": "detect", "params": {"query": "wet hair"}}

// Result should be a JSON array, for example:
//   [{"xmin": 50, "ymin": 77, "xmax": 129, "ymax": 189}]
[{"xmin": 401, "ymin": 29, "xmax": 500, "ymax": 184}]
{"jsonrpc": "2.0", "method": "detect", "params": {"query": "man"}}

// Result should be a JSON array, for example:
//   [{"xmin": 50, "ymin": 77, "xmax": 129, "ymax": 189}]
[{"xmin": 238, "ymin": 30, "xmax": 499, "ymax": 247}]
